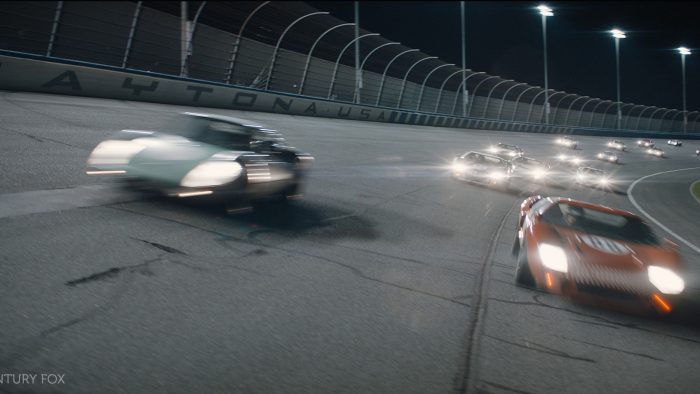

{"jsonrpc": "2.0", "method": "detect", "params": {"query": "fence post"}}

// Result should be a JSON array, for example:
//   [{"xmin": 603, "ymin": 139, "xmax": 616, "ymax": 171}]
[
  {"xmin": 122, "ymin": 1, "xmax": 142, "ymax": 68},
  {"xmin": 46, "ymin": 1, "xmax": 64, "ymax": 57}
]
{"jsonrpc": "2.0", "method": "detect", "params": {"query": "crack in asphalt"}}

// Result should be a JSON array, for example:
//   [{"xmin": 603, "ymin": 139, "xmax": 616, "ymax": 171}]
[
  {"xmin": 483, "ymin": 334, "xmax": 597, "ymax": 363},
  {"xmin": 489, "ymin": 296, "xmax": 700, "ymax": 345},
  {"xmin": 306, "ymin": 238, "xmax": 484, "ymax": 274},
  {"xmin": 456, "ymin": 201, "xmax": 519, "ymax": 394},
  {"xmin": 558, "ymin": 336, "xmax": 663, "ymax": 361},
  {"xmin": 570, "ymin": 318, "xmax": 620, "ymax": 330},
  {"xmin": 108, "ymin": 205, "xmax": 463, "ymax": 305},
  {"xmin": 261, "ymin": 244, "xmax": 472, "ymax": 307},
  {"xmin": 0, "ymin": 125, "xmax": 87, "ymax": 150},
  {"xmin": 478, "ymin": 380, "xmax": 535, "ymax": 394},
  {"xmin": 0, "ymin": 262, "xmax": 137, "ymax": 369}
]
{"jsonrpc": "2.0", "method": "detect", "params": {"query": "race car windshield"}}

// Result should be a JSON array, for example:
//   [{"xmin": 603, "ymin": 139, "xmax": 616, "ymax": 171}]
[
  {"xmin": 541, "ymin": 203, "xmax": 659, "ymax": 245},
  {"xmin": 464, "ymin": 153, "xmax": 507, "ymax": 168},
  {"xmin": 166, "ymin": 115, "xmax": 253, "ymax": 150},
  {"xmin": 498, "ymin": 144, "xmax": 520, "ymax": 151},
  {"xmin": 516, "ymin": 158, "xmax": 545, "ymax": 167}
]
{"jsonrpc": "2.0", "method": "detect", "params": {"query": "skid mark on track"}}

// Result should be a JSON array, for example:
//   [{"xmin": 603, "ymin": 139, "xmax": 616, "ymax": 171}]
[
  {"xmin": 66, "ymin": 257, "xmax": 159, "ymax": 287},
  {"xmin": 484, "ymin": 334, "xmax": 596, "ymax": 363},
  {"xmin": 130, "ymin": 237, "xmax": 186, "ymax": 255},
  {"xmin": 109, "ymin": 206, "xmax": 459, "ymax": 303},
  {"xmin": 455, "ymin": 201, "xmax": 518, "ymax": 393}
]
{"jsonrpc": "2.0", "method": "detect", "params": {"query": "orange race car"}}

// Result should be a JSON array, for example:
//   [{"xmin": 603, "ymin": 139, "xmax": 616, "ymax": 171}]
[{"xmin": 512, "ymin": 196, "xmax": 685, "ymax": 315}]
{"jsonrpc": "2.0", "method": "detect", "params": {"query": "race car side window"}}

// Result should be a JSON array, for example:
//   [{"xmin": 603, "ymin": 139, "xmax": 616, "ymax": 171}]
[
  {"xmin": 526, "ymin": 198, "xmax": 552, "ymax": 225},
  {"xmin": 197, "ymin": 122, "xmax": 251, "ymax": 150},
  {"xmin": 531, "ymin": 198, "xmax": 551, "ymax": 216}
]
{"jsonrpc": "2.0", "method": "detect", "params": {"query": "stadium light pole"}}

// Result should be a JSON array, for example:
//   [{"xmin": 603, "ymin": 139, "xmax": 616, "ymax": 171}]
[
  {"xmin": 678, "ymin": 47, "xmax": 691, "ymax": 133},
  {"xmin": 460, "ymin": 1, "xmax": 467, "ymax": 116},
  {"xmin": 611, "ymin": 28, "xmax": 626, "ymax": 130},
  {"xmin": 537, "ymin": 5, "xmax": 553, "ymax": 124}
]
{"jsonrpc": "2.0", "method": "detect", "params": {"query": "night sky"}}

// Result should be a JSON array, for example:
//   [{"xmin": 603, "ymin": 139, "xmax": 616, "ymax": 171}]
[{"xmin": 307, "ymin": 1, "xmax": 700, "ymax": 111}]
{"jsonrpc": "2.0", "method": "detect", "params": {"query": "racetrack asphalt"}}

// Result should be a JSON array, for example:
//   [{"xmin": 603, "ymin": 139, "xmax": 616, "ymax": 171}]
[{"xmin": 1, "ymin": 91, "xmax": 700, "ymax": 394}]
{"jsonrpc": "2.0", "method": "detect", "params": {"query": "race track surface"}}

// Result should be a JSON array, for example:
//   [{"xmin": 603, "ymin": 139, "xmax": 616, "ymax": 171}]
[{"xmin": 1, "ymin": 91, "xmax": 700, "ymax": 394}]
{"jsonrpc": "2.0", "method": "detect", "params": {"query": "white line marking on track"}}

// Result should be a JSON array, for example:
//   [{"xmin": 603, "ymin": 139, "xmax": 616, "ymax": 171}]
[
  {"xmin": 627, "ymin": 167, "xmax": 700, "ymax": 255},
  {"xmin": 691, "ymin": 180, "xmax": 700, "ymax": 206}
]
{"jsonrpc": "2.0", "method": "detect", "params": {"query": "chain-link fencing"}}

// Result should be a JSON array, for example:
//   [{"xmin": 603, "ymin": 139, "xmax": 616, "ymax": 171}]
[{"xmin": 1, "ymin": 1, "xmax": 697, "ymax": 133}]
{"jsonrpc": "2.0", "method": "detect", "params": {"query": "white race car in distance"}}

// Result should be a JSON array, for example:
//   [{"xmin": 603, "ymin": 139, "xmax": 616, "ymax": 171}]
[
  {"xmin": 667, "ymin": 139, "xmax": 682, "ymax": 146},
  {"xmin": 646, "ymin": 147, "xmax": 665, "ymax": 157},
  {"xmin": 606, "ymin": 139, "xmax": 626, "ymax": 151},
  {"xmin": 575, "ymin": 167, "xmax": 613, "ymax": 189},
  {"xmin": 637, "ymin": 139, "xmax": 654, "ymax": 148},
  {"xmin": 555, "ymin": 154, "xmax": 583, "ymax": 170},
  {"xmin": 597, "ymin": 151, "xmax": 620, "ymax": 164}
]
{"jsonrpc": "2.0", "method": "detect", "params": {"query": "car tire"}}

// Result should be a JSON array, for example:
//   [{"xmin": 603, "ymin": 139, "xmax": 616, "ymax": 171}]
[
  {"xmin": 511, "ymin": 231, "xmax": 521, "ymax": 256},
  {"xmin": 514, "ymin": 238, "xmax": 536, "ymax": 287},
  {"xmin": 278, "ymin": 183, "xmax": 302, "ymax": 203}
]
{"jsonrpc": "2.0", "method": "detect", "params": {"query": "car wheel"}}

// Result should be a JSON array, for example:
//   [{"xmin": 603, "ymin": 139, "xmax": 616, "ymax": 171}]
[
  {"xmin": 277, "ymin": 183, "xmax": 302, "ymax": 203},
  {"xmin": 514, "ymin": 238, "xmax": 536, "ymax": 287},
  {"xmin": 511, "ymin": 231, "xmax": 521, "ymax": 256},
  {"xmin": 515, "ymin": 246, "xmax": 536, "ymax": 288}
]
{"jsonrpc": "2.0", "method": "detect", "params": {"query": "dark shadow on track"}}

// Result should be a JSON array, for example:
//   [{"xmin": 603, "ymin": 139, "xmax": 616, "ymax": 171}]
[{"xmin": 120, "ymin": 189, "xmax": 381, "ymax": 241}]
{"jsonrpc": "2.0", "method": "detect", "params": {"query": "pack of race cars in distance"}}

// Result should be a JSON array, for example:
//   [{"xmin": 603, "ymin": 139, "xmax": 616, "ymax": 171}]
[
  {"xmin": 513, "ymin": 196, "xmax": 685, "ymax": 315},
  {"xmin": 453, "ymin": 134, "xmax": 700, "ymax": 194}
]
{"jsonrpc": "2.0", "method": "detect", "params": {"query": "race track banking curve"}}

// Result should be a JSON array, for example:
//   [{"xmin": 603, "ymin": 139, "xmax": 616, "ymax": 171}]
[{"xmin": 1, "ymin": 91, "xmax": 700, "ymax": 394}]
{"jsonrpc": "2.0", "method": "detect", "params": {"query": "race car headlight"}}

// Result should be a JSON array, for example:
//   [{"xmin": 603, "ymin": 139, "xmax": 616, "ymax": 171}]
[
  {"xmin": 180, "ymin": 160, "xmax": 243, "ymax": 188},
  {"xmin": 571, "ymin": 158, "xmax": 582, "ymax": 165},
  {"xmin": 87, "ymin": 140, "xmax": 146, "ymax": 166},
  {"xmin": 648, "ymin": 266, "xmax": 685, "ymax": 294},
  {"xmin": 489, "ymin": 171, "xmax": 507, "ymax": 180},
  {"xmin": 538, "ymin": 243, "xmax": 568, "ymax": 273},
  {"xmin": 557, "ymin": 154, "xmax": 567, "ymax": 161},
  {"xmin": 599, "ymin": 177, "xmax": 610, "ymax": 185},
  {"xmin": 508, "ymin": 151, "xmax": 517, "ymax": 157},
  {"xmin": 453, "ymin": 162, "xmax": 467, "ymax": 173},
  {"xmin": 532, "ymin": 169, "xmax": 547, "ymax": 179},
  {"xmin": 488, "ymin": 146, "xmax": 498, "ymax": 153}
]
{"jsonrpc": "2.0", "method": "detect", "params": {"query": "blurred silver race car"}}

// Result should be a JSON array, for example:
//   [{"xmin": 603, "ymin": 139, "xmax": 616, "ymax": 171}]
[
  {"xmin": 696, "ymin": 149, "xmax": 700, "ymax": 156},
  {"xmin": 86, "ymin": 112, "xmax": 314, "ymax": 204},
  {"xmin": 606, "ymin": 139, "xmax": 626, "ymax": 151},
  {"xmin": 511, "ymin": 156, "xmax": 550, "ymax": 184},
  {"xmin": 487, "ymin": 143, "xmax": 524, "ymax": 159},
  {"xmin": 575, "ymin": 167, "xmax": 613, "ymax": 189},
  {"xmin": 667, "ymin": 139, "xmax": 682, "ymax": 146},
  {"xmin": 596, "ymin": 151, "xmax": 620, "ymax": 164},
  {"xmin": 646, "ymin": 147, "xmax": 665, "ymax": 157},
  {"xmin": 452, "ymin": 151, "xmax": 513, "ymax": 189},
  {"xmin": 555, "ymin": 154, "xmax": 584, "ymax": 171},
  {"xmin": 555, "ymin": 136, "xmax": 578, "ymax": 149},
  {"xmin": 637, "ymin": 139, "xmax": 654, "ymax": 148}
]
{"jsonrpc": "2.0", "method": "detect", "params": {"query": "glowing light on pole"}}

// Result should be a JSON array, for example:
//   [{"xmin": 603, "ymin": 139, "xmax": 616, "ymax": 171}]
[
  {"xmin": 537, "ymin": 5, "xmax": 553, "ymax": 124},
  {"xmin": 610, "ymin": 28, "xmax": 626, "ymax": 130},
  {"xmin": 678, "ymin": 46, "xmax": 691, "ymax": 133}
]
